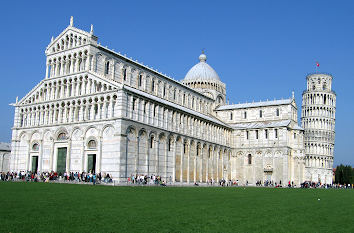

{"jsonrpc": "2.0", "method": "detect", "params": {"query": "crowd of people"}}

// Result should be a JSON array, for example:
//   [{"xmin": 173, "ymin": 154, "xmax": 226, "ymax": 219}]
[
  {"xmin": 1, "ymin": 171, "xmax": 352, "ymax": 189},
  {"xmin": 300, "ymin": 181, "xmax": 353, "ymax": 189},
  {"xmin": 0, "ymin": 171, "xmax": 113, "ymax": 185},
  {"xmin": 128, "ymin": 174, "xmax": 168, "ymax": 186}
]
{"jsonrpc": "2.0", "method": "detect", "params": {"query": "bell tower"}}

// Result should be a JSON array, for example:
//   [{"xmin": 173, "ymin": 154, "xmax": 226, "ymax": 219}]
[{"xmin": 301, "ymin": 73, "xmax": 336, "ymax": 184}]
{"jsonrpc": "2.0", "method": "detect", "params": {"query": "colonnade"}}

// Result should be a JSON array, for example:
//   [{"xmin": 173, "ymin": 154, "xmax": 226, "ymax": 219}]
[
  {"xmin": 304, "ymin": 156, "xmax": 333, "ymax": 169},
  {"xmin": 47, "ymin": 50, "xmax": 91, "ymax": 79},
  {"xmin": 51, "ymin": 32, "xmax": 88, "ymax": 53},
  {"xmin": 304, "ymin": 142, "xmax": 333, "ymax": 156},
  {"xmin": 25, "ymin": 75, "xmax": 114, "ymax": 105},
  {"xmin": 125, "ymin": 126, "xmax": 231, "ymax": 183},
  {"xmin": 125, "ymin": 93, "xmax": 231, "ymax": 146},
  {"xmin": 302, "ymin": 118, "xmax": 335, "ymax": 131},
  {"xmin": 302, "ymin": 92, "xmax": 336, "ymax": 106},
  {"xmin": 18, "ymin": 94, "xmax": 118, "ymax": 128},
  {"xmin": 183, "ymin": 79, "xmax": 226, "ymax": 95},
  {"xmin": 302, "ymin": 106, "xmax": 335, "ymax": 118}
]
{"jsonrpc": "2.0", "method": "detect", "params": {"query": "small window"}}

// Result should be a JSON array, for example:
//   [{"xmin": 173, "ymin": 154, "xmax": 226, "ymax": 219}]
[
  {"xmin": 276, "ymin": 108, "xmax": 279, "ymax": 116},
  {"xmin": 123, "ymin": 68, "xmax": 127, "ymax": 81},
  {"xmin": 58, "ymin": 133, "xmax": 67, "ymax": 140},
  {"xmin": 256, "ymin": 130, "xmax": 259, "ymax": 139},
  {"xmin": 150, "ymin": 136, "xmax": 154, "ymax": 148},
  {"xmin": 151, "ymin": 80, "xmax": 155, "ymax": 92},
  {"xmin": 244, "ymin": 111, "xmax": 247, "ymax": 119},
  {"xmin": 275, "ymin": 129, "xmax": 278, "ymax": 138},
  {"xmin": 173, "ymin": 89, "xmax": 176, "ymax": 100},
  {"xmin": 248, "ymin": 154, "xmax": 252, "ymax": 165},
  {"xmin": 260, "ymin": 110, "xmax": 263, "ymax": 118},
  {"xmin": 230, "ymin": 112, "xmax": 233, "ymax": 120},
  {"xmin": 132, "ymin": 98, "xmax": 136, "ymax": 111},
  {"xmin": 246, "ymin": 131, "xmax": 249, "ymax": 140},
  {"xmin": 294, "ymin": 133, "xmax": 296, "ymax": 139},
  {"xmin": 32, "ymin": 143, "xmax": 39, "ymax": 151},
  {"xmin": 265, "ymin": 129, "xmax": 268, "ymax": 139},
  {"xmin": 105, "ymin": 61, "xmax": 109, "ymax": 75},
  {"xmin": 88, "ymin": 140, "xmax": 97, "ymax": 149},
  {"xmin": 312, "ymin": 85, "xmax": 316, "ymax": 90},
  {"xmin": 138, "ymin": 74, "xmax": 142, "ymax": 87}
]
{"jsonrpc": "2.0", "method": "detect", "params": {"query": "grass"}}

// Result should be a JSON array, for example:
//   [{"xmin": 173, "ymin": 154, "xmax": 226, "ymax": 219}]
[{"xmin": 0, "ymin": 183, "xmax": 354, "ymax": 233}]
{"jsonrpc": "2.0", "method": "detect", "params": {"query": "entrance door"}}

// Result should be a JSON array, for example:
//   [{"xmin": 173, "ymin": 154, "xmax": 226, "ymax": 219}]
[
  {"xmin": 87, "ymin": 154, "xmax": 96, "ymax": 173},
  {"xmin": 31, "ymin": 156, "xmax": 38, "ymax": 173},
  {"xmin": 57, "ymin": 147, "xmax": 67, "ymax": 175}
]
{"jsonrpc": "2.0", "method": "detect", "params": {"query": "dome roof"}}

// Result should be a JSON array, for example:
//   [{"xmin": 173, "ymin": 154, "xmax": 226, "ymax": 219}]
[{"xmin": 184, "ymin": 53, "xmax": 220, "ymax": 82}]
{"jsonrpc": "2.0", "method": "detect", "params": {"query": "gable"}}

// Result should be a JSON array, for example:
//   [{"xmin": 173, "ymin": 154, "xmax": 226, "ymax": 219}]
[
  {"xmin": 45, "ymin": 26, "xmax": 97, "ymax": 55},
  {"xmin": 18, "ymin": 74, "xmax": 121, "ymax": 106}
]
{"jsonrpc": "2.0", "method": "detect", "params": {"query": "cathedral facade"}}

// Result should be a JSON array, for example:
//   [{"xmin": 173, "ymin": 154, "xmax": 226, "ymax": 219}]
[{"xmin": 9, "ymin": 18, "xmax": 335, "ymax": 185}]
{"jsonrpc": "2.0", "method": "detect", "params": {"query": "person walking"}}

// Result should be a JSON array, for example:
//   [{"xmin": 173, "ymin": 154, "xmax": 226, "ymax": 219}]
[{"xmin": 93, "ymin": 173, "xmax": 96, "ymax": 185}]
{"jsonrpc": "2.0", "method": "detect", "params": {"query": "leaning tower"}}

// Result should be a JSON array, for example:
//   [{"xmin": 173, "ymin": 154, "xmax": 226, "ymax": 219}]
[{"xmin": 301, "ymin": 73, "xmax": 336, "ymax": 184}]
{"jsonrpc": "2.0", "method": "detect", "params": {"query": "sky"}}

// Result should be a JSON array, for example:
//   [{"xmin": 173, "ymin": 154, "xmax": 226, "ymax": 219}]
[{"xmin": 0, "ymin": 0, "xmax": 353, "ymax": 166}]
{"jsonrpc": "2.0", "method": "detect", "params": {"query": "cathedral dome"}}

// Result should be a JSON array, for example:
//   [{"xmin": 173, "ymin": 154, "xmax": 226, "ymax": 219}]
[{"xmin": 184, "ymin": 53, "xmax": 220, "ymax": 82}]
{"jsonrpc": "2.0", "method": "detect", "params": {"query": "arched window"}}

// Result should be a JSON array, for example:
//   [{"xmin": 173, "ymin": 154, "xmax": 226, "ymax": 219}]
[
  {"xmin": 32, "ymin": 143, "xmax": 39, "ymax": 151},
  {"xmin": 323, "ymin": 83, "xmax": 327, "ymax": 90},
  {"xmin": 151, "ymin": 80, "xmax": 155, "ymax": 92},
  {"xmin": 105, "ymin": 61, "xmax": 110, "ymax": 75},
  {"xmin": 248, "ymin": 154, "xmax": 252, "ymax": 165},
  {"xmin": 150, "ymin": 136, "xmax": 154, "ymax": 148},
  {"xmin": 88, "ymin": 140, "xmax": 97, "ymax": 149},
  {"xmin": 57, "ymin": 132, "xmax": 67, "ymax": 140}
]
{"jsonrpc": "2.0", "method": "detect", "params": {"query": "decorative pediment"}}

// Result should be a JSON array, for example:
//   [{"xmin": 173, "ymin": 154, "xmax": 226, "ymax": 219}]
[
  {"xmin": 45, "ymin": 17, "xmax": 97, "ymax": 55},
  {"xmin": 17, "ymin": 73, "xmax": 121, "ymax": 106}
]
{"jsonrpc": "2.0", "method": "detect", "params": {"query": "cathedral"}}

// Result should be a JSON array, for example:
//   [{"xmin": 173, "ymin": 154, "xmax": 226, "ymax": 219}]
[{"xmin": 9, "ymin": 18, "xmax": 336, "ymax": 185}]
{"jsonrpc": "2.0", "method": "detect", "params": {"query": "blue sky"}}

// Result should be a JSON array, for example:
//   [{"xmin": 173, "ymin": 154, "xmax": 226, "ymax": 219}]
[{"xmin": 0, "ymin": 1, "xmax": 353, "ymax": 165}]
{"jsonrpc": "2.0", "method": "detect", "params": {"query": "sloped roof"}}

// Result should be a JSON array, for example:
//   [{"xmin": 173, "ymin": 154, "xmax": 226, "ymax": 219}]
[
  {"xmin": 0, "ymin": 142, "xmax": 11, "ymax": 151},
  {"xmin": 230, "ymin": 120, "xmax": 303, "ymax": 130},
  {"xmin": 123, "ymin": 85, "xmax": 230, "ymax": 128},
  {"xmin": 216, "ymin": 99, "xmax": 293, "ymax": 111}
]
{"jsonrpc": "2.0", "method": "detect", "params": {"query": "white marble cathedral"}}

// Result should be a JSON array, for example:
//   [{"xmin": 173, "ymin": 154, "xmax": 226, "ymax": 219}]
[{"xmin": 9, "ymin": 18, "xmax": 336, "ymax": 185}]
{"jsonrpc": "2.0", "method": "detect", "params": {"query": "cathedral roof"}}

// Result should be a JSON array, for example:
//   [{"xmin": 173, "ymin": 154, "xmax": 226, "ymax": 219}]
[
  {"xmin": 216, "ymin": 98, "xmax": 293, "ymax": 110},
  {"xmin": 183, "ymin": 53, "xmax": 221, "ymax": 82},
  {"xmin": 124, "ymin": 85, "xmax": 230, "ymax": 128},
  {"xmin": 230, "ymin": 120, "xmax": 303, "ymax": 130},
  {"xmin": 0, "ymin": 142, "xmax": 11, "ymax": 151}
]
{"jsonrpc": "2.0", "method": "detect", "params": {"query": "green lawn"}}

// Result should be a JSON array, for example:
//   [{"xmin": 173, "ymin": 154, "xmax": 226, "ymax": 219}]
[{"xmin": 0, "ymin": 183, "xmax": 353, "ymax": 233}]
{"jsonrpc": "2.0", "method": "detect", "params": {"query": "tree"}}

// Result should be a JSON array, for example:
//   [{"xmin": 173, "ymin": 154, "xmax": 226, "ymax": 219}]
[{"xmin": 335, "ymin": 164, "xmax": 354, "ymax": 184}]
